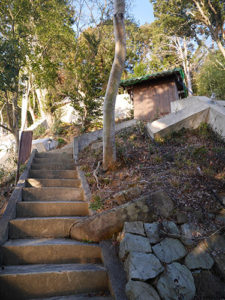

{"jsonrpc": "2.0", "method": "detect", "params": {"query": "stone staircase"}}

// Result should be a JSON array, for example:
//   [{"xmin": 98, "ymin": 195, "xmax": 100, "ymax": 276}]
[{"xmin": 0, "ymin": 152, "xmax": 112, "ymax": 299}]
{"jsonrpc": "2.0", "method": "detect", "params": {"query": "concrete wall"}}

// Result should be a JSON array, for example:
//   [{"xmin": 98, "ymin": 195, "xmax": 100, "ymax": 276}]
[
  {"xmin": 73, "ymin": 119, "xmax": 137, "ymax": 161},
  {"xmin": 0, "ymin": 150, "xmax": 36, "ymax": 251},
  {"xmin": 147, "ymin": 102, "xmax": 210, "ymax": 139},
  {"xmin": 171, "ymin": 96, "xmax": 209, "ymax": 113},
  {"xmin": 208, "ymin": 105, "xmax": 225, "ymax": 139},
  {"xmin": 148, "ymin": 96, "xmax": 225, "ymax": 141}
]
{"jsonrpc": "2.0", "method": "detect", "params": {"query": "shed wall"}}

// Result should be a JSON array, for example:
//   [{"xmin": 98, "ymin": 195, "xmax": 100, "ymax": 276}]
[{"xmin": 133, "ymin": 80, "xmax": 179, "ymax": 121}]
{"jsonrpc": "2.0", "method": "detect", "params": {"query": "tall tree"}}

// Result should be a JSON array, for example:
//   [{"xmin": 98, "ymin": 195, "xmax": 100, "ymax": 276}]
[
  {"xmin": 0, "ymin": 0, "xmax": 31, "ymax": 151},
  {"xmin": 103, "ymin": 0, "xmax": 126, "ymax": 170},
  {"xmin": 150, "ymin": 0, "xmax": 225, "ymax": 59},
  {"xmin": 0, "ymin": 0, "xmax": 75, "ymax": 153}
]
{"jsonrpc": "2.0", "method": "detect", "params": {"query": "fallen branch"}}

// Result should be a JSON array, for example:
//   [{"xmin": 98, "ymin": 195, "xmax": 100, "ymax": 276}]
[{"xmin": 93, "ymin": 161, "xmax": 101, "ymax": 190}]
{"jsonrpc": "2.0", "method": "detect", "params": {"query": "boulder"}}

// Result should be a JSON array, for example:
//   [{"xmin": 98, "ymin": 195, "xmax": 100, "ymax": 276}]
[
  {"xmin": 113, "ymin": 187, "xmax": 142, "ymax": 205},
  {"xmin": 180, "ymin": 223, "xmax": 205, "ymax": 246},
  {"xmin": 70, "ymin": 191, "xmax": 174, "ymax": 242},
  {"xmin": 185, "ymin": 244, "xmax": 214, "ymax": 270},
  {"xmin": 119, "ymin": 233, "xmax": 152, "ymax": 260},
  {"xmin": 123, "ymin": 221, "xmax": 145, "ymax": 237},
  {"xmin": 157, "ymin": 262, "xmax": 196, "ymax": 300},
  {"xmin": 152, "ymin": 238, "xmax": 187, "ymax": 263},
  {"xmin": 161, "ymin": 221, "xmax": 180, "ymax": 238},
  {"xmin": 126, "ymin": 280, "xmax": 160, "ymax": 300},
  {"xmin": 150, "ymin": 191, "xmax": 174, "ymax": 218},
  {"xmin": 125, "ymin": 252, "xmax": 164, "ymax": 281},
  {"xmin": 144, "ymin": 222, "xmax": 160, "ymax": 244}
]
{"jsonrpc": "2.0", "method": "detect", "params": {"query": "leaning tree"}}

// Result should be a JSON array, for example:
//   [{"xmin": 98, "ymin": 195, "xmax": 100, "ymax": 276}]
[{"xmin": 103, "ymin": 0, "xmax": 126, "ymax": 170}]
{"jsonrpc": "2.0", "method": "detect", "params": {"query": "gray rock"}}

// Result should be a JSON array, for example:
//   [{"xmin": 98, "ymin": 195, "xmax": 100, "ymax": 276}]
[
  {"xmin": 185, "ymin": 244, "xmax": 214, "ymax": 270},
  {"xmin": 125, "ymin": 252, "xmax": 164, "ymax": 281},
  {"xmin": 126, "ymin": 280, "xmax": 160, "ymax": 300},
  {"xmin": 162, "ymin": 221, "xmax": 180, "ymax": 238},
  {"xmin": 144, "ymin": 222, "xmax": 160, "ymax": 244},
  {"xmin": 181, "ymin": 223, "xmax": 194, "ymax": 246},
  {"xmin": 157, "ymin": 262, "xmax": 196, "ymax": 300},
  {"xmin": 113, "ymin": 187, "xmax": 141, "ymax": 205},
  {"xmin": 119, "ymin": 233, "xmax": 151, "ymax": 260},
  {"xmin": 180, "ymin": 223, "xmax": 205, "ymax": 246},
  {"xmin": 151, "ymin": 191, "xmax": 174, "ymax": 218},
  {"xmin": 152, "ymin": 238, "xmax": 187, "ymax": 263},
  {"xmin": 123, "ymin": 221, "xmax": 145, "ymax": 236}
]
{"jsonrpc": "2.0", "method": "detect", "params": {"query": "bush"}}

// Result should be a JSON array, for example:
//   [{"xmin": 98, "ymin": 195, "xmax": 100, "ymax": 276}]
[
  {"xmin": 196, "ymin": 51, "xmax": 225, "ymax": 99},
  {"xmin": 89, "ymin": 195, "xmax": 103, "ymax": 211},
  {"xmin": 33, "ymin": 125, "xmax": 46, "ymax": 138}
]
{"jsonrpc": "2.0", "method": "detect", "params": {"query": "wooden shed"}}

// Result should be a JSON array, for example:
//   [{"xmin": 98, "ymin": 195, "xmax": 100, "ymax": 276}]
[{"xmin": 120, "ymin": 68, "xmax": 186, "ymax": 121}]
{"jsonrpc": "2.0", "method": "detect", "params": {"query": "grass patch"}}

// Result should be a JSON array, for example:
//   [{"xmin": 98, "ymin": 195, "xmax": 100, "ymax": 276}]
[{"xmin": 89, "ymin": 195, "xmax": 103, "ymax": 211}]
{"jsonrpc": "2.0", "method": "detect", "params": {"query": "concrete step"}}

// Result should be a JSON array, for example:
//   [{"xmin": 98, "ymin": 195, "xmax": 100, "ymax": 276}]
[
  {"xmin": 9, "ymin": 217, "xmax": 82, "ymax": 239},
  {"xmin": 29, "ymin": 170, "xmax": 78, "ymax": 179},
  {"xmin": 32, "ymin": 295, "xmax": 113, "ymax": 300},
  {"xmin": 0, "ymin": 263, "xmax": 109, "ymax": 300},
  {"xmin": 31, "ymin": 163, "xmax": 76, "ymax": 170},
  {"xmin": 26, "ymin": 178, "xmax": 81, "ymax": 188},
  {"xmin": 1, "ymin": 238, "xmax": 102, "ymax": 265},
  {"xmin": 36, "ymin": 152, "xmax": 73, "ymax": 159},
  {"xmin": 33, "ymin": 158, "xmax": 75, "ymax": 165},
  {"xmin": 16, "ymin": 201, "xmax": 89, "ymax": 217},
  {"xmin": 22, "ymin": 187, "xmax": 84, "ymax": 202}
]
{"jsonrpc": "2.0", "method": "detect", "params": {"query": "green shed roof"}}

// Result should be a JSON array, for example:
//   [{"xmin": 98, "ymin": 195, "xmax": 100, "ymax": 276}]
[{"xmin": 120, "ymin": 68, "xmax": 185, "ymax": 88}]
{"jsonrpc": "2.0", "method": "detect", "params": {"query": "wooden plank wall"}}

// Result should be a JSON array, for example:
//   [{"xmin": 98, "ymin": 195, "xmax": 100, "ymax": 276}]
[{"xmin": 133, "ymin": 79, "xmax": 179, "ymax": 121}]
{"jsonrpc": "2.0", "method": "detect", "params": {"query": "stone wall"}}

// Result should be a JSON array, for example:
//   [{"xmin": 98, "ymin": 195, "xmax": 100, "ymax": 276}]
[{"xmin": 119, "ymin": 221, "xmax": 225, "ymax": 300}]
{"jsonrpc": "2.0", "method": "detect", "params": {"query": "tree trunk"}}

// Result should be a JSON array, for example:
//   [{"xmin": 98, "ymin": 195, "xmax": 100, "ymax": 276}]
[
  {"xmin": 0, "ymin": 104, "xmax": 5, "ymax": 135},
  {"xmin": 11, "ymin": 90, "xmax": 20, "ymax": 156},
  {"xmin": 21, "ymin": 78, "xmax": 30, "ymax": 131},
  {"xmin": 36, "ymin": 88, "xmax": 46, "ymax": 118},
  {"xmin": 103, "ymin": 0, "xmax": 126, "ymax": 170},
  {"xmin": 29, "ymin": 105, "xmax": 36, "ymax": 123},
  {"xmin": 217, "ymin": 39, "xmax": 225, "ymax": 60},
  {"xmin": 183, "ymin": 38, "xmax": 193, "ymax": 96}
]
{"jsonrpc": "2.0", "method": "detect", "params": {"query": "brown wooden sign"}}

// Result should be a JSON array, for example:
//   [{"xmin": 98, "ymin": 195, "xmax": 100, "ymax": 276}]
[
  {"xmin": 18, "ymin": 131, "xmax": 33, "ymax": 164},
  {"xmin": 16, "ymin": 131, "xmax": 33, "ymax": 182}
]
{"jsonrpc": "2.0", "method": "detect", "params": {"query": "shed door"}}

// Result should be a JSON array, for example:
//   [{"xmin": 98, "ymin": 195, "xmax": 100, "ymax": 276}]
[{"xmin": 133, "ymin": 80, "xmax": 178, "ymax": 121}]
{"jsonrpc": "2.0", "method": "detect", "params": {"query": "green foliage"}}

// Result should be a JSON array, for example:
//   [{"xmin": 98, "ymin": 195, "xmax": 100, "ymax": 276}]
[
  {"xmin": 128, "ymin": 62, "xmax": 148, "ymax": 78},
  {"xmin": 198, "ymin": 123, "xmax": 211, "ymax": 137},
  {"xmin": 192, "ymin": 146, "xmax": 208, "ymax": 158},
  {"xmin": 52, "ymin": 120, "xmax": 68, "ymax": 135},
  {"xmin": 57, "ymin": 138, "xmax": 66, "ymax": 146},
  {"xmin": 33, "ymin": 125, "xmax": 46, "ymax": 138},
  {"xmin": 150, "ymin": 0, "xmax": 225, "ymax": 57},
  {"xmin": 196, "ymin": 52, "xmax": 225, "ymax": 99},
  {"xmin": 89, "ymin": 195, "xmax": 103, "ymax": 211}
]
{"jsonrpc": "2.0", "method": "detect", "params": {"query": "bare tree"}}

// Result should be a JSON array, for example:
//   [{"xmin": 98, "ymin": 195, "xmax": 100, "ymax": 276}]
[{"xmin": 103, "ymin": 0, "xmax": 126, "ymax": 170}]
